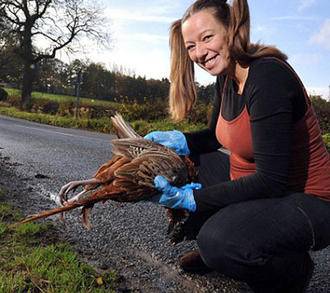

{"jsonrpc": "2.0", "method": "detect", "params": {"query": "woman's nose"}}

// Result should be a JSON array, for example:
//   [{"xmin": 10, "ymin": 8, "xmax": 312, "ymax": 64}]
[{"xmin": 195, "ymin": 43, "xmax": 207, "ymax": 60}]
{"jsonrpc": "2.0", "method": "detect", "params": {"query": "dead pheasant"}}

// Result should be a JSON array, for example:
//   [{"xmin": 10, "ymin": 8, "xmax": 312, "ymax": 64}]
[{"xmin": 19, "ymin": 113, "xmax": 197, "ymax": 240}]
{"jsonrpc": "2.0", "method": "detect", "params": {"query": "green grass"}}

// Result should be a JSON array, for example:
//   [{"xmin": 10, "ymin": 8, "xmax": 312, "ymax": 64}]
[
  {"xmin": 0, "ymin": 243, "xmax": 116, "ymax": 293},
  {"xmin": 0, "ymin": 202, "xmax": 21, "ymax": 222},
  {"xmin": 0, "ymin": 187, "xmax": 118, "ymax": 292},
  {"xmin": 3, "ymin": 87, "xmax": 19, "ymax": 97},
  {"xmin": 0, "ymin": 105, "xmax": 114, "ymax": 132}
]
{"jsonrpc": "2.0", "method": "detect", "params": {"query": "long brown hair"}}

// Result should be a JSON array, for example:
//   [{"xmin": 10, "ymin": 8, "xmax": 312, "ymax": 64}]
[{"xmin": 169, "ymin": 0, "xmax": 287, "ymax": 121}]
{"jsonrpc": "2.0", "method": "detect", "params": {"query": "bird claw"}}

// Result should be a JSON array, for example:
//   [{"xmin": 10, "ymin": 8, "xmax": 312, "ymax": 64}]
[
  {"xmin": 57, "ymin": 178, "xmax": 100, "ymax": 206},
  {"xmin": 58, "ymin": 180, "xmax": 83, "ymax": 205}
]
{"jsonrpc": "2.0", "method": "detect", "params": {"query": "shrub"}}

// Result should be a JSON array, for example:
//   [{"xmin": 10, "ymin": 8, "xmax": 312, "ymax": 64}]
[
  {"xmin": 323, "ymin": 133, "xmax": 330, "ymax": 152},
  {"xmin": 311, "ymin": 96, "xmax": 330, "ymax": 134},
  {"xmin": 42, "ymin": 100, "xmax": 60, "ymax": 114},
  {"xmin": 57, "ymin": 100, "xmax": 75, "ymax": 116},
  {"xmin": 0, "ymin": 88, "xmax": 8, "ymax": 101},
  {"xmin": 6, "ymin": 94, "xmax": 21, "ymax": 107}
]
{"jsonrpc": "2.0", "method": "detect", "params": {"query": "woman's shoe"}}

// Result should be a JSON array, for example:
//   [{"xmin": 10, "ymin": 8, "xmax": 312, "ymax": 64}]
[{"xmin": 179, "ymin": 250, "xmax": 213, "ymax": 274}]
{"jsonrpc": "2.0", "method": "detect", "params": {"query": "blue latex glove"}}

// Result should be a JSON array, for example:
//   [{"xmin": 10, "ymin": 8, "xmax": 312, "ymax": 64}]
[
  {"xmin": 144, "ymin": 130, "xmax": 190, "ymax": 156},
  {"xmin": 154, "ymin": 175, "xmax": 202, "ymax": 212}
]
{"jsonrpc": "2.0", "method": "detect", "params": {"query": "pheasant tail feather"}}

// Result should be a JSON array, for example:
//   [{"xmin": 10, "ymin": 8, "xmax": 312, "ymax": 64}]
[
  {"xmin": 111, "ymin": 113, "xmax": 141, "ymax": 139},
  {"xmin": 18, "ymin": 187, "xmax": 123, "ymax": 225}
]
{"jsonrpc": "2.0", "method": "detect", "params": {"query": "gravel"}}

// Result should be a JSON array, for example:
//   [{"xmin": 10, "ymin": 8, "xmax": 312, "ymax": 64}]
[{"xmin": 0, "ymin": 144, "xmax": 244, "ymax": 292}]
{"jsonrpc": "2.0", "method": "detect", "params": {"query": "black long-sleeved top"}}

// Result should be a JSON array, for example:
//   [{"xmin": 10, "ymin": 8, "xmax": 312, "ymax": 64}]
[{"xmin": 185, "ymin": 57, "xmax": 309, "ymax": 213}]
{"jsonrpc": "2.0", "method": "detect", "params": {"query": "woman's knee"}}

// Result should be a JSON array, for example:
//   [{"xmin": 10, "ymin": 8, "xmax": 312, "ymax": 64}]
[{"xmin": 196, "ymin": 209, "xmax": 267, "ymax": 273}]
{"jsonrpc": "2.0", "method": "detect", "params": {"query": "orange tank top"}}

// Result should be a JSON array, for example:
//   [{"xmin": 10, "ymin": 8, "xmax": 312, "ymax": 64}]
[{"xmin": 216, "ymin": 80, "xmax": 330, "ymax": 200}]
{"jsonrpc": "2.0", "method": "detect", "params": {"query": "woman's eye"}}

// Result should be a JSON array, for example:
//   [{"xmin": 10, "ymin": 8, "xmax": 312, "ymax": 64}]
[
  {"xmin": 187, "ymin": 45, "xmax": 195, "ymax": 51},
  {"xmin": 203, "ymin": 35, "xmax": 213, "ymax": 41}
]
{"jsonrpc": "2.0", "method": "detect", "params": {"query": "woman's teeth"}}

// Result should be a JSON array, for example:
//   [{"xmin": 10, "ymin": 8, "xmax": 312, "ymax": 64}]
[{"xmin": 204, "ymin": 55, "xmax": 218, "ymax": 68}]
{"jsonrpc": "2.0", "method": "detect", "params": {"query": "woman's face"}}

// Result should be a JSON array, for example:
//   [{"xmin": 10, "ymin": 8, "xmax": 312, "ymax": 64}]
[{"xmin": 181, "ymin": 9, "xmax": 230, "ymax": 76}]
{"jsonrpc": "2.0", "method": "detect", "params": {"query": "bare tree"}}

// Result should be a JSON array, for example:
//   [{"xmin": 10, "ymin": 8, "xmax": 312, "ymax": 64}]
[{"xmin": 0, "ymin": 0, "xmax": 110, "ymax": 109}]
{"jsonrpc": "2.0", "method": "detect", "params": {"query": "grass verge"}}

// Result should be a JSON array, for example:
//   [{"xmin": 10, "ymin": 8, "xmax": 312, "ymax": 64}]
[
  {"xmin": 0, "ymin": 187, "xmax": 117, "ymax": 293},
  {"xmin": 0, "ymin": 104, "xmax": 205, "ymax": 135},
  {"xmin": 0, "ymin": 105, "xmax": 114, "ymax": 133},
  {"xmin": 1, "ymin": 88, "xmax": 329, "ymax": 146}
]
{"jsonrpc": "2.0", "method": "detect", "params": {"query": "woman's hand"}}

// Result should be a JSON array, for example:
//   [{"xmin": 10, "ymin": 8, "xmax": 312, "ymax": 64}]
[
  {"xmin": 154, "ymin": 175, "xmax": 202, "ymax": 212},
  {"xmin": 144, "ymin": 130, "xmax": 190, "ymax": 155}
]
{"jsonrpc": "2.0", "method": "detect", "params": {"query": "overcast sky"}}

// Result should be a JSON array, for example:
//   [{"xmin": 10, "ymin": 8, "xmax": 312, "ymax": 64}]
[{"xmin": 60, "ymin": 0, "xmax": 330, "ymax": 99}]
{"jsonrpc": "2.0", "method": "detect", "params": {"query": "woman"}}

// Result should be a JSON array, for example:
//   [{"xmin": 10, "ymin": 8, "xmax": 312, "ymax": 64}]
[{"xmin": 145, "ymin": 0, "xmax": 330, "ymax": 292}]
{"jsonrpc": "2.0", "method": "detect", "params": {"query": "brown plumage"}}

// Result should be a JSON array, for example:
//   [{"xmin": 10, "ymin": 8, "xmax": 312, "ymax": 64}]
[{"xmin": 19, "ymin": 114, "xmax": 196, "ymax": 236}]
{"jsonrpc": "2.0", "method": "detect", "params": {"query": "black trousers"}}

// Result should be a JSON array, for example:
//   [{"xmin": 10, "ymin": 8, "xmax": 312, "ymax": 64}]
[{"xmin": 192, "ymin": 151, "xmax": 330, "ymax": 292}]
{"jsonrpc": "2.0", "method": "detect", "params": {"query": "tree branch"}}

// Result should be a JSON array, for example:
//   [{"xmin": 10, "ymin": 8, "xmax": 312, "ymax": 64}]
[{"xmin": 2, "ymin": 0, "xmax": 111, "ymax": 75}]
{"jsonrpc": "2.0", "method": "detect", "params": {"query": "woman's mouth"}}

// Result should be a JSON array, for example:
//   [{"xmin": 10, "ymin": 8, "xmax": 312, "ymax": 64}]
[{"xmin": 203, "ymin": 55, "xmax": 219, "ymax": 70}]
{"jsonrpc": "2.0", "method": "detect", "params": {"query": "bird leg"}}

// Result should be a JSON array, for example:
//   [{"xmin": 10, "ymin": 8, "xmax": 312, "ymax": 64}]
[
  {"xmin": 18, "ymin": 183, "xmax": 122, "ymax": 226},
  {"xmin": 58, "ymin": 178, "xmax": 100, "ymax": 205},
  {"xmin": 65, "ymin": 188, "xmax": 91, "ymax": 204},
  {"xmin": 58, "ymin": 156, "xmax": 128, "ymax": 205}
]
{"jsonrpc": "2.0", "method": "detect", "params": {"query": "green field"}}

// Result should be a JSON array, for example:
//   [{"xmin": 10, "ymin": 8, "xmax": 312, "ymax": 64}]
[{"xmin": 5, "ymin": 88, "xmax": 119, "ymax": 108}]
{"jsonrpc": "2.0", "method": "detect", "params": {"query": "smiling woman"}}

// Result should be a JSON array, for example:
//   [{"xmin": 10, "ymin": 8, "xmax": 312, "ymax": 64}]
[
  {"xmin": 169, "ymin": 0, "xmax": 287, "ymax": 121},
  {"xmin": 181, "ymin": 11, "xmax": 230, "ymax": 75},
  {"xmin": 143, "ymin": 0, "xmax": 330, "ymax": 293}
]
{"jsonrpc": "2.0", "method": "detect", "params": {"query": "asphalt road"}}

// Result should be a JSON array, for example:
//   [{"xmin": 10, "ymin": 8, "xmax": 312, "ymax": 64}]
[{"xmin": 0, "ymin": 114, "xmax": 329, "ymax": 292}]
